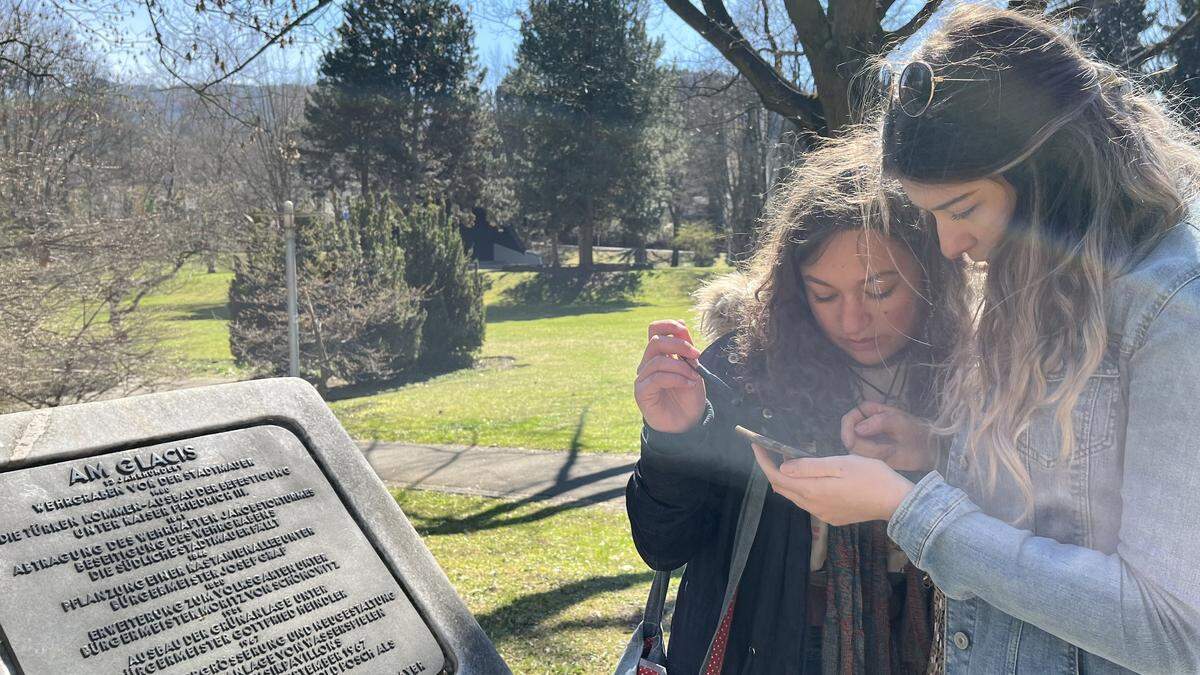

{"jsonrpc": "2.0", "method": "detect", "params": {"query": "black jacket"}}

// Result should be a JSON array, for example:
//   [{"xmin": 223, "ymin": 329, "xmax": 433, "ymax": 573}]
[{"xmin": 627, "ymin": 333, "xmax": 815, "ymax": 674}]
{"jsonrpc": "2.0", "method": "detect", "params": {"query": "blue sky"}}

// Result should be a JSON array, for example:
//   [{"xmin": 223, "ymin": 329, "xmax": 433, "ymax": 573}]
[
  {"xmin": 471, "ymin": 3, "xmax": 714, "ymax": 87},
  {"xmin": 108, "ymin": 1, "xmax": 723, "ymax": 88},
  {"xmin": 105, "ymin": 0, "xmax": 1185, "ymax": 88}
]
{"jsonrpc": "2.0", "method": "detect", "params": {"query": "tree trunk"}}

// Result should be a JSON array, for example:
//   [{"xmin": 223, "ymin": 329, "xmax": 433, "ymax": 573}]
[
  {"xmin": 550, "ymin": 238, "xmax": 560, "ymax": 268},
  {"xmin": 358, "ymin": 152, "xmax": 370, "ymax": 197},
  {"xmin": 578, "ymin": 199, "xmax": 595, "ymax": 272},
  {"xmin": 578, "ymin": 222, "xmax": 594, "ymax": 271},
  {"xmin": 668, "ymin": 203, "xmax": 681, "ymax": 268}
]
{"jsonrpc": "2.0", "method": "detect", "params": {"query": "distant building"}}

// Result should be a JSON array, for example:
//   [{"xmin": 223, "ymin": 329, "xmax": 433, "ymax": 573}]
[{"xmin": 459, "ymin": 208, "xmax": 542, "ymax": 267}]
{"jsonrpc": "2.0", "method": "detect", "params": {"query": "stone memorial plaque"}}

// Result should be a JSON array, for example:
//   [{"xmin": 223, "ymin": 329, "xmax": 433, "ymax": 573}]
[
  {"xmin": 0, "ymin": 379, "xmax": 508, "ymax": 675},
  {"xmin": 0, "ymin": 425, "xmax": 443, "ymax": 675}
]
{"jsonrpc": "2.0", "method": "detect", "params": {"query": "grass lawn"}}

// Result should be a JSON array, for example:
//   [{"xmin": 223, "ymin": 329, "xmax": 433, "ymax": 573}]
[
  {"xmin": 393, "ymin": 489, "xmax": 658, "ymax": 674},
  {"xmin": 142, "ymin": 265, "xmax": 243, "ymax": 378},
  {"xmin": 329, "ymin": 265, "xmax": 726, "ymax": 453},
  {"xmin": 148, "ymin": 261, "xmax": 728, "ymax": 453}
]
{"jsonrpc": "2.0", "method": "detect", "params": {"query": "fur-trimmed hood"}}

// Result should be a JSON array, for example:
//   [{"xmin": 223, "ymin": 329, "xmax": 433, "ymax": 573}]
[{"xmin": 692, "ymin": 271, "xmax": 756, "ymax": 343}]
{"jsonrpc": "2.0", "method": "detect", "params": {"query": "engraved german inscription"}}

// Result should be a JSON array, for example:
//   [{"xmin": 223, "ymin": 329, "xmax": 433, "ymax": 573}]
[{"xmin": 0, "ymin": 425, "xmax": 446, "ymax": 674}]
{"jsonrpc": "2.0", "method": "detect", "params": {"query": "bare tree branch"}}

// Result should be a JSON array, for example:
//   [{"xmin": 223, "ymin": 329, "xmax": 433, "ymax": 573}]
[
  {"xmin": 760, "ymin": 0, "xmax": 783, "ymax": 71},
  {"xmin": 758, "ymin": 47, "xmax": 806, "ymax": 57},
  {"xmin": 1125, "ymin": 10, "xmax": 1200, "ymax": 69},
  {"xmin": 0, "ymin": 54, "xmax": 54, "ymax": 79},
  {"xmin": 884, "ymin": 0, "xmax": 945, "ymax": 45},
  {"xmin": 662, "ymin": 0, "xmax": 825, "ymax": 132},
  {"xmin": 158, "ymin": 0, "xmax": 334, "ymax": 96},
  {"xmin": 1009, "ymin": 0, "xmax": 1050, "ymax": 12},
  {"xmin": 1045, "ymin": 0, "xmax": 1109, "ymax": 21},
  {"xmin": 679, "ymin": 71, "xmax": 744, "ymax": 100},
  {"xmin": 0, "ymin": 34, "xmax": 63, "ymax": 81},
  {"xmin": 780, "ymin": 0, "xmax": 831, "ymax": 50}
]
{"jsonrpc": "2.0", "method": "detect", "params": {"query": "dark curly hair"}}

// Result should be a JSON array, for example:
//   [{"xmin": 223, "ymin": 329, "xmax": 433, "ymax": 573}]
[{"xmin": 726, "ymin": 131, "xmax": 970, "ymax": 452}]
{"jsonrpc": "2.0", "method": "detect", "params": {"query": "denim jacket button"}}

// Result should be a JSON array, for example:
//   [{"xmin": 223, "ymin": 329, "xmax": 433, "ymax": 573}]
[
  {"xmin": 762, "ymin": 408, "xmax": 773, "ymax": 419},
  {"xmin": 748, "ymin": 646, "xmax": 757, "ymax": 656},
  {"xmin": 952, "ymin": 631, "xmax": 970, "ymax": 650}
]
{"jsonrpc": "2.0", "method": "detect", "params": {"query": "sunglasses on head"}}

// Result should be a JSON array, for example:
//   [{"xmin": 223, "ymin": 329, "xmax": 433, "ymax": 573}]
[{"xmin": 882, "ymin": 60, "xmax": 983, "ymax": 117}]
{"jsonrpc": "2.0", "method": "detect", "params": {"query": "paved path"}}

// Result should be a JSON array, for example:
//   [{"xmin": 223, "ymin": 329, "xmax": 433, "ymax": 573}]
[
  {"xmin": 360, "ymin": 440, "xmax": 638, "ymax": 509},
  {"xmin": 140, "ymin": 378, "xmax": 639, "ymax": 508}
]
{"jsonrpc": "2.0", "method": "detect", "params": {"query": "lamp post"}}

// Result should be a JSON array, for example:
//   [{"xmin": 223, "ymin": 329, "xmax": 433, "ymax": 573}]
[{"xmin": 284, "ymin": 200, "xmax": 300, "ymax": 378}]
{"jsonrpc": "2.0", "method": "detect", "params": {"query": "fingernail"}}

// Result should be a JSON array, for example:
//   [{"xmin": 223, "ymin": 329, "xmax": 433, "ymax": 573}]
[{"xmin": 855, "ymin": 421, "xmax": 869, "ymax": 432}]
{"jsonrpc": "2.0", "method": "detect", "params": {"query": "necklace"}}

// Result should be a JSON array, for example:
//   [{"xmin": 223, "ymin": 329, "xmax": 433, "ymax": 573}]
[{"xmin": 851, "ymin": 361, "xmax": 908, "ymax": 407}]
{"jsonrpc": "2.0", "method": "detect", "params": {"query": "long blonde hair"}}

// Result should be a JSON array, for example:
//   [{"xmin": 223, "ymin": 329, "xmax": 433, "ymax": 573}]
[{"xmin": 881, "ymin": 6, "xmax": 1200, "ymax": 508}]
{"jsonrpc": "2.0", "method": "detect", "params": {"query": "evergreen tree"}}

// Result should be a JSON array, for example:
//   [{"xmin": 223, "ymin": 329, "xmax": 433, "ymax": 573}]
[
  {"xmin": 498, "ymin": 0, "xmax": 667, "ymax": 271},
  {"xmin": 302, "ymin": 0, "xmax": 482, "ymax": 205},
  {"xmin": 228, "ymin": 198, "xmax": 426, "ymax": 390},
  {"xmin": 1074, "ymin": 0, "xmax": 1151, "ymax": 66},
  {"xmin": 495, "ymin": 68, "xmax": 565, "ymax": 265},
  {"xmin": 398, "ymin": 205, "xmax": 487, "ymax": 370},
  {"xmin": 1166, "ymin": 0, "xmax": 1200, "ymax": 126}
]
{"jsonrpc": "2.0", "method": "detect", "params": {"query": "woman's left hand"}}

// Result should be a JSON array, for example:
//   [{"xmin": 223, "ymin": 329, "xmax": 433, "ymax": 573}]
[{"xmin": 751, "ymin": 444, "xmax": 915, "ymax": 526}]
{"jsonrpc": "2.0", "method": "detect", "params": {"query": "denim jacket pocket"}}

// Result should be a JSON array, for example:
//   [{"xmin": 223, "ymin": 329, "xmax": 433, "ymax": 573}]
[{"xmin": 1016, "ymin": 355, "xmax": 1120, "ymax": 469}]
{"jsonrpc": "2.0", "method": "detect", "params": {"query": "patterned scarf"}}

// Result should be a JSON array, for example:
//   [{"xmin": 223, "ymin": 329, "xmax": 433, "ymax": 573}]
[{"xmin": 820, "ymin": 521, "xmax": 932, "ymax": 674}]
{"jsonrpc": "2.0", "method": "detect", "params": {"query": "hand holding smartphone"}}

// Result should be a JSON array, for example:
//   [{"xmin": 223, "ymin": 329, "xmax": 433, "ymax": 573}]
[{"xmin": 734, "ymin": 425, "xmax": 817, "ymax": 461}]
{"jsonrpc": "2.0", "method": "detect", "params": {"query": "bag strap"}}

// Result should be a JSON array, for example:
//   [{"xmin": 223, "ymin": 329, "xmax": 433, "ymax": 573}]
[
  {"xmin": 642, "ymin": 569, "xmax": 672, "ymax": 637},
  {"xmin": 700, "ymin": 463, "xmax": 769, "ymax": 670}
]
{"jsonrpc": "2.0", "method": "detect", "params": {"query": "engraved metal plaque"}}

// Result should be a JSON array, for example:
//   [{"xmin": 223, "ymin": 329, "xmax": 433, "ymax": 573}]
[{"xmin": 0, "ymin": 424, "xmax": 445, "ymax": 675}]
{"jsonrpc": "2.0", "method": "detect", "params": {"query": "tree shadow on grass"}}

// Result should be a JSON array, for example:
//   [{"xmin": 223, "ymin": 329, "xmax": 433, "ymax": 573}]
[
  {"xmin": 474, "ymin": 572, "xmax": 656, "ymax": 642},
  {"xmin": 410, "ymin": 408, "xmax": 638, "ymax": 533},
  {"xmin": 180, "ymin": 303, "xmax": 231, "ymax": 321},
  {"xmin": 488, "ymin": 270, "xmax": 646, "ymax": 323},
  {"xmin": 546, "ymin": 600, "xmax": 676, "ymax": 633},
  {"xmin": 403, "ymin": 406, "xmax": 637, "ymax": 536},
  {"xmin": 322, "ymin": 353, "xmax": 523, "ymax": 402},
  {"xmin": 361, "ymin": 429, "xmax": 482, "ymax": 487},
  {"xmin": 413, "ymin": 484, "xmax": 630, "ymax": 536}
]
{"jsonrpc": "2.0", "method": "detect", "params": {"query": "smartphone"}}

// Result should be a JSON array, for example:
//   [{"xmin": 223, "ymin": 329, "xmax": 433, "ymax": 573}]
[{"xmin": 734, "ymin": 425, "xmax": 817, "ymax": 461}]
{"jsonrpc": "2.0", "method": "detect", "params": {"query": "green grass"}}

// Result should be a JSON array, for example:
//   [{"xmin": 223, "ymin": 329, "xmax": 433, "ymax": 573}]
[
  {"xmin": 149, "ymin": 261, "xmax": 728, "ymax": 452},
  {"xmin": 393, "ymin": 489, "xmax": 655, "ymax": 674},
  {"xmin": 330, "ymin": 265, "xmax": 726, "ymax": 453},
  {"xmin": 142, "ymin": 266, "xmax": 243, "ymax": 377}
]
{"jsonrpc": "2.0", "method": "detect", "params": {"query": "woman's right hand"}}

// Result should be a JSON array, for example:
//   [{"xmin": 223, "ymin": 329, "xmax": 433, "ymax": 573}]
[
  {"xmin": 840, "ymin": 401, "xmax": 937, "ymax": 472},
  {"xmin": 635, "ymin": 320, "xmax": 707, "ymax": 434}
]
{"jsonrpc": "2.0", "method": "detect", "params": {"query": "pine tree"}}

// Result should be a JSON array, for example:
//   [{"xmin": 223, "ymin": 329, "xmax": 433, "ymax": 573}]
[
  {"xmin": 498, "ymin": 0, "xmax": 667, "ymax": 271},
  {"xmin": 301, "ymin": 0, "xmax": 482, "ymax": 205},
  {"xmin": 1074, "ymin": 0, "xmax": 1151, "ymax": 66},
  {"xmin": 1165, "ymin": 0, "xmax": 1200, "ymax": 126}
]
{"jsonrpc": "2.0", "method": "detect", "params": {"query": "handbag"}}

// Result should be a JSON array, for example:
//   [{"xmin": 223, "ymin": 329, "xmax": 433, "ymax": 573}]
[
  {"xmin": 613, "ymin": 568, "xmax": 672, "ymax": 675},
  {"xmin": 614, "ymin": 465, "xmax": 769, "ymax": 674}
]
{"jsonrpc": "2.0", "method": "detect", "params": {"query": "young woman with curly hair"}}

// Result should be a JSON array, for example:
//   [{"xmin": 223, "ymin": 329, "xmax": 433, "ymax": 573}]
[{"xmin": 629, "ymin": 133, "xmax": 969, "ymax": 673}]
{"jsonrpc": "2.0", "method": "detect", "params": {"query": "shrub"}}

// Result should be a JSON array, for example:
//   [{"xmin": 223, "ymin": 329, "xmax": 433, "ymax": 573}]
[
  {"xmin": 398, "ymin": 205, "xmax": 487, "ymax": 370},
  {"xmin": 673, "ymin": 223, "xmax": 718, "ymax": 267},
  {"xmin": 229, "ymin": 196, "xmax": 426, "ymax": 389}
]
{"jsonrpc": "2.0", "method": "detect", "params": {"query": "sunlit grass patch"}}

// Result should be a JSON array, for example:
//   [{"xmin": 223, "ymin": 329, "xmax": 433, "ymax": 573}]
[
  {"xmin": 393, "ymin": 489, "xmax": 659, "ymax": 674},
  {"xmin": 150, "ymin": 261, "xmax": 729, "ymax": 452},
  {"xmin": 142, "ymin": 265, "xmax": 243, "ymax": 377}
]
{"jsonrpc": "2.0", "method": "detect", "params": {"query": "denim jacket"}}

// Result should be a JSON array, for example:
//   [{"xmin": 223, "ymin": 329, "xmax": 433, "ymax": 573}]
[{"xmin": 888, "ymin": 221, "xmax": 1200, "ymax": 674}]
